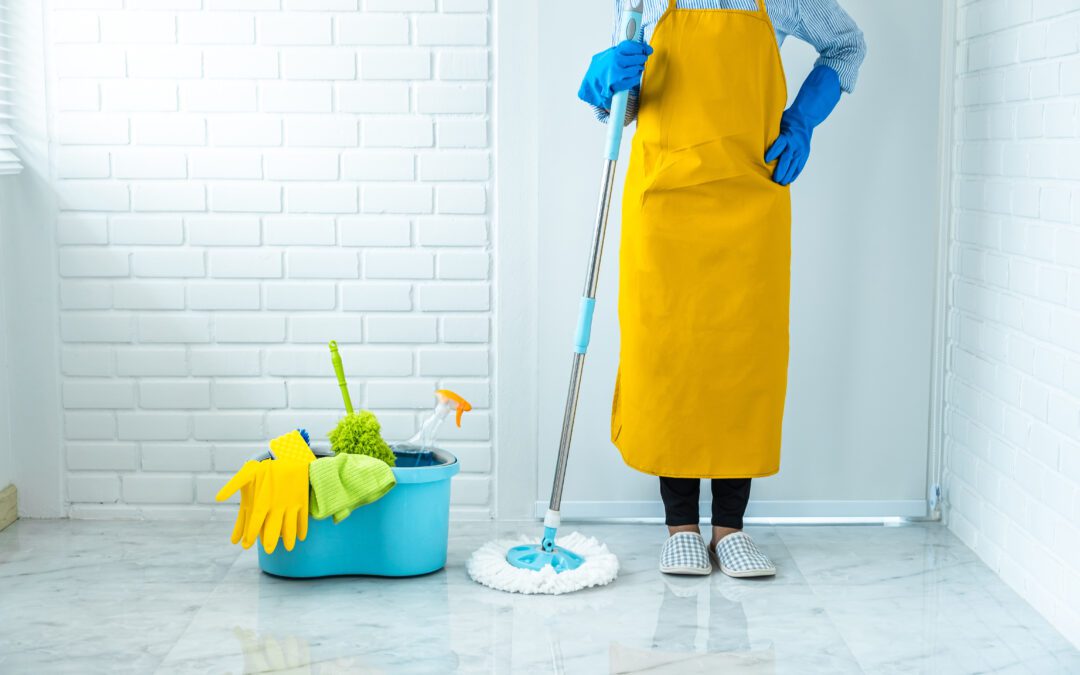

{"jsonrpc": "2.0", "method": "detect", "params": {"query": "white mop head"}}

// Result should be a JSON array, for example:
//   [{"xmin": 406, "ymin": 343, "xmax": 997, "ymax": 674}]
[{"xmin": 466, "ymin": 531, "xmax": 619, "ymax": 595}]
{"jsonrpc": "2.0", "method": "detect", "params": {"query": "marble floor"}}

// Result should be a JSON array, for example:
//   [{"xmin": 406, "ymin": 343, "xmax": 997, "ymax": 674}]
[{"xmin": 0, "ymin": 520, "xmax": 1076, "ymax": 674}]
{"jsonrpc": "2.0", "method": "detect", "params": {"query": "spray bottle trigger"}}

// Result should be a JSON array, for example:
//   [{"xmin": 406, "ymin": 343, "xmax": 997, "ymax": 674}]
[{"xmin": 435, "ymin": 389, "xmax": 472, "ymax": 427}]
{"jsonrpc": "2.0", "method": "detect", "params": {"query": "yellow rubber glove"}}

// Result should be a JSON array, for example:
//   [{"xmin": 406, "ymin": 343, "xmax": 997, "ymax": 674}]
[
  {"xmin": 249, "ymin": 430, "xmax": 317, "ymax": 553},
  {"xmin": 247, "ymin": 458, "xmax": 312, "ymax": 553},
  {"xmin": 216, "ymin": 460, "xmax": 269, "ymax": 546},
  {"xmin": 269, "ymin": 429, "xmax": 316, "ymax": 464}
]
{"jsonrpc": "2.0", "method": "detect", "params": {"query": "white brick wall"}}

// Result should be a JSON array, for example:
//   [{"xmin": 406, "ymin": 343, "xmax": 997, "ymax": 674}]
[
  {"xmin": 49, "ymin": 0, "xmax": 493, "ymax": 518},
  {"xmin": 945, "ymin": 0, "xmax": 1080, "ymax": 647}
]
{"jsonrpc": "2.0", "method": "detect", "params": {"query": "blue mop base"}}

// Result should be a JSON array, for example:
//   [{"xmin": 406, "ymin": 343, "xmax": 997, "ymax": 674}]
[{"xmin": 505, "ymin": 543, "xmax": 585, "ymax": 573}]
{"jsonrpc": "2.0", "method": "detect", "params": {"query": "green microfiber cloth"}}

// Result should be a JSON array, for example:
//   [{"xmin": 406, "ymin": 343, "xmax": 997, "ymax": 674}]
[{"xmin": 308, "ymin": 453, "xmax": 396, "ymax": 524}]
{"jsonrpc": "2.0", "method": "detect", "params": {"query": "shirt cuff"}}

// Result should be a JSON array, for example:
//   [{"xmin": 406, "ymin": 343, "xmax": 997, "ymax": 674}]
[
  {"xmin": 590, "ymin": 89, "xmax": 641, "ymax": 126},
  {"xmin": 816, "ymin": 56, "xmax": 859, "ymax": 94}
]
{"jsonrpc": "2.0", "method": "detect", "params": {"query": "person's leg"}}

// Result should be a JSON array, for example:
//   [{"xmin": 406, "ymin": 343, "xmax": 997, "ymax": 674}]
[
  {"xmin": 709, "ymin": 478, "xmax": 775, "ymax": 577},
  {"xmin": 709, "ymin": 478, "xmax": 751, "ymax": 549},
  {"xmin": 658, "ymin": 477, "xmax": 711, "ymax": 575},
  {"xmin": 660, "ymin": 477, "xmax": 701, "ymax": 536}
]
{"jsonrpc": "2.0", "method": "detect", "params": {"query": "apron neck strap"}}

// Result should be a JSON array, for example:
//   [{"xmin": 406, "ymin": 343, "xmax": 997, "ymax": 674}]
[{"xmin": 665, "ymin": 0, "xmax": 770, "ymax": 18}]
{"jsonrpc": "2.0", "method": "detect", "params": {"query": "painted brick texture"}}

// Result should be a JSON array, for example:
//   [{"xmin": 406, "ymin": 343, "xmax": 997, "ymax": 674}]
[
  {"xmin": 50, "ymin": 0, "xmax": 493, "ymax": 518},
  {"xmin": 945, "ymin": 0, "xmax": 1080, "ymax": 646}
]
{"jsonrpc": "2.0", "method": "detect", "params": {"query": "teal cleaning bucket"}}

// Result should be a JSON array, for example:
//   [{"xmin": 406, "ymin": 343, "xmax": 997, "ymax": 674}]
[{"xmin": 257, "ymin": 448, "xmax": 459, "ymax": 578}]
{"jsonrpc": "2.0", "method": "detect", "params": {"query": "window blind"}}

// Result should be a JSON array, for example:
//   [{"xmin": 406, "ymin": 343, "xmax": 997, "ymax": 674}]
[{"xmin": 0, "ymin": 1, "xmax": 21, "ymax": 176}]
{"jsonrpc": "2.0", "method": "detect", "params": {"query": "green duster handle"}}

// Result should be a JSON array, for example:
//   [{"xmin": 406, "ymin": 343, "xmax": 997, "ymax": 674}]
[{"xmin": 328, "ymin": 341, "xmax": 354, "ymax": 414}]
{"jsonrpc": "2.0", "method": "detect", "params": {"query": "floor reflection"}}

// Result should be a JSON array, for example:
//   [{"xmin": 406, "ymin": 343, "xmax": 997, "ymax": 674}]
[
  {"xmin": 609, "ymin": 575, "xmax": 773, "ymax": 674},
  {"xmin": 651, "ymin": 576, "xmax": 752, "ymax": 652},
  {"xmin": 246, "ymin": 566, "xmax": 461, "ymax": 673},
  {"xmin": 0, "ymin": 520, "xmax": 1075, "ymax": 674},
  {"xmin": 233, "ymin": 628, "xmax": 371, "ymax": 674}
]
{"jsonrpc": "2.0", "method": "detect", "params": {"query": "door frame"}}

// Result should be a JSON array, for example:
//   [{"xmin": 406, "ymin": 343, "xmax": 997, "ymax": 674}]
[
  {"xmin": 493, "ymin": 0, "xmax": 957, "ymax": 523},
  {"xmin": 492, "ymin": 0, "xmax": 541, "ymax": 519},
  {"xmin": 924, "ymin": 0, "xmax": 958, "ymax": 522}
]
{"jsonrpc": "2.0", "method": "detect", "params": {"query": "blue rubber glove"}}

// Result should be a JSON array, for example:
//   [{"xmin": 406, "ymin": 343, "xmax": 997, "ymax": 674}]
[
  {"xmin": 578, "ymin": 40, "xmax": 654, "ymax": 111},
  {"xmin": 765, "ymin": 65, "xmax": 843, "ymax": 186}
]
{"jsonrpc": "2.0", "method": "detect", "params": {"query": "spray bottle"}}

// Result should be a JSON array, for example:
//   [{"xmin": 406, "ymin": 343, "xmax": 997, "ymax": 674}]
[{"xmin": 393, "ymin": 389, "xmax": 472, "ymax": 467}]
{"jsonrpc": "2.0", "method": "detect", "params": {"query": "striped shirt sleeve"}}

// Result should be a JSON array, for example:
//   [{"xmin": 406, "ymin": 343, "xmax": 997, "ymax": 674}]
[
  {"xmin": 789, "ymin": 0, "xmax": 867, "ymax": 93},
  {"xmin": 588, "ymin": 0, "xmax": 867, "ymax": 124}
]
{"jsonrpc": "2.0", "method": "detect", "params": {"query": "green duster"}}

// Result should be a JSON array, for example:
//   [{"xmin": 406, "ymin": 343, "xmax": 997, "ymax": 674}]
[{"xmin": 328, "ymin": 410, "xmax": 396, "ymax": 466}]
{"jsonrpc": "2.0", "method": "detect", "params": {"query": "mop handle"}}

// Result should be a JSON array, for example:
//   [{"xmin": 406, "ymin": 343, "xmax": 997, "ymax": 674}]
[
  {"xmin": 603, "ymin": 1, "xmax": 644, "ymax": 162},
  {"xmin": 328, "ymin": 341, "xmax": 354, "ymax": 415},
  {"xmin": 574, "ymin": 0, "xmax": 644, "ymax": 355},
  {"xmin": 544, "ymin": 2, "xmax": 646, "ymax": 545}
]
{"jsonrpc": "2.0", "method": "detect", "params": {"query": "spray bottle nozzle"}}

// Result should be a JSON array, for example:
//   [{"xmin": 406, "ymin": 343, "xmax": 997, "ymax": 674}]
[
  {"xmin": 436, "ymin": 389, "xmax": 472, "ymax": 427},
  {"xmin": 395, "ymin": 389, "xmax": 473, "ymax": 458}
]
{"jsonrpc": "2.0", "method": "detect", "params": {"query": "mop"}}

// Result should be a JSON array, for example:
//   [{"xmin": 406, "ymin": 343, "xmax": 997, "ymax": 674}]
[{"xmin": 467, "ymin": 0, "xmax": 644, "ymax": 595}]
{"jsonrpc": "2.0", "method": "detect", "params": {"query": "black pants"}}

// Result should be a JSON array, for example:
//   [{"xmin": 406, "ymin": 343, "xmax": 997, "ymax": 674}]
[{"xmin": 659, "ymin": 477, "xmax": 751, "ymax": 529}]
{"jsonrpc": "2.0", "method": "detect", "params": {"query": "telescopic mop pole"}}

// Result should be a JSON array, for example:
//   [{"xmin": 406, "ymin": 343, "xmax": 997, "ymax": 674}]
[{"xmin": 540, "ymin": 0, "xmax": 645, "ymax": 553}]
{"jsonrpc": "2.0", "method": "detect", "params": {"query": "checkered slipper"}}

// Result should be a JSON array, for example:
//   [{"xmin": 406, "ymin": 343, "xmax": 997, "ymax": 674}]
[
  {"xmin": 659, "ymin": 532, "xmax": 712, "ymax": 576},
  {"xmin": 714, "ymin": 532, "xmax": 776, "ymax": 578}
]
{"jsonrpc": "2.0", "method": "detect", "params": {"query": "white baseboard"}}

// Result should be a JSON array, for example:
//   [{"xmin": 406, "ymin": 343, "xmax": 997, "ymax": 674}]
[{"xmin": 535, "ymin": 499, "xmax": 928, "ymax": 520}]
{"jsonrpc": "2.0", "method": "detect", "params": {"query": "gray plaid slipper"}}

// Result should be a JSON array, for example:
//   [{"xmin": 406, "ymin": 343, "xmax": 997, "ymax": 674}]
[
  {"xmin": 659, "ymin": 532, "xmax": 712, "ymax": 576},
  {"xmin": 714, "ymin": 531, "xmax": 775, "ymax": 578}
]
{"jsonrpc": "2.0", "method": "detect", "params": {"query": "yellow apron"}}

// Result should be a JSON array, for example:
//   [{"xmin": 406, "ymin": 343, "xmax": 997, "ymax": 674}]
[{"xmin": 612, "ymin": 0, "xmax": 791, "ymax": 479}]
